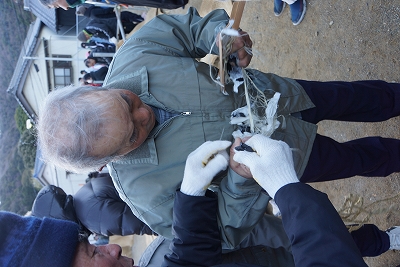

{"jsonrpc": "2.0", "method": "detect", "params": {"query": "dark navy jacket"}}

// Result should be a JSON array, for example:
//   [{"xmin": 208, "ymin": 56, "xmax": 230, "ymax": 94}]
[
  {"xmin": 73, "ymin": 175, "xmax": 155, "ymax": 236},
  {"xmin": 32, "ymin": 176, "xmax": 155, "ymax": 236},
  {"xmin": 162, "ymin": 184, "xmax": 368, "ymax": 267}
]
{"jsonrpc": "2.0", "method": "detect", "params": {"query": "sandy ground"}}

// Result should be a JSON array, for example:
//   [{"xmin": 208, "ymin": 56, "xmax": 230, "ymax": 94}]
[{"xmin": 117, "ymin": 1, "xmax": 400, "ymax": 266}]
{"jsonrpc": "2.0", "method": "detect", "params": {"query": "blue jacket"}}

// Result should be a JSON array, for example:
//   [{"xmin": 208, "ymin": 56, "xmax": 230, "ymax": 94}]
[{"xmin": 162, "ymin": 184, "xmax": 368, "ymax": 267}]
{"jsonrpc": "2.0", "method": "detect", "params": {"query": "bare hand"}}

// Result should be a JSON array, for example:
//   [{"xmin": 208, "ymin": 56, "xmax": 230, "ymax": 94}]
[
  {"xmin": 229, "ymin": 137, "xmax": 253, "ymax": 179},
  {"xmin": 230, "ymin": 29, "xmax": 253, "ymax": 68},
  {"xmin": 216, "ymin": 29, "xmax": 253, "ymax": 68}
]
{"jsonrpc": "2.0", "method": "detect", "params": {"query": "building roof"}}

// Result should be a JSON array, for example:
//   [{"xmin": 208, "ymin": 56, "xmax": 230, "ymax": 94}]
[
  {"xmin": 7, "ymin": 18, "xmax": 43, "ymax": 122},
  {"xmin": 24, "ymin": 0, "xmax": 58, "ymax": 33}
]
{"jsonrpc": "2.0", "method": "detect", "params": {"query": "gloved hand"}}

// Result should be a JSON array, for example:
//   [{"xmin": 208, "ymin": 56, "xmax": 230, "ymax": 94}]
[
  {"xmin": 233, "ymin": 134, "xmax": 299, "ymax": 198},
  {"xmin": 181, "ymin": 140, "xmax": 232, "ymax": 196}
]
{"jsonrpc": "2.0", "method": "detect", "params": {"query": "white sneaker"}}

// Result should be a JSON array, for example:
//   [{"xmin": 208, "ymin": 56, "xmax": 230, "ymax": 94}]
[
  {"xmin": 269, "ymin": 199, "xmax": 281, "ymax": 217},
  {"xmin": 386, "ymin": 226, "xmax": 400, "ymax": 250}
]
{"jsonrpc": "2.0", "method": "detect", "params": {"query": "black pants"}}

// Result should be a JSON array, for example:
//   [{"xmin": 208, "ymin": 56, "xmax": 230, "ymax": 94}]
[
  {"xmin": 351, "ymin": 224, "xmax": 390, "ymax": 257},
  {"xmin": 295, "ymin": 80, "xmax": 400, "ymax": 182},
  {"xmin": 295, "ymin": 80, "xmax": 398, "ymax": 257}
]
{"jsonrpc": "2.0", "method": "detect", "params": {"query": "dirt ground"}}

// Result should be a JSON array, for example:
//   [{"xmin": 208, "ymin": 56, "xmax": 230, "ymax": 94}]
[
  {"xmin": 241, "ymin": 1, "xmax": 400, "ymax": 266},
  {"xmin": 126, "ymin": 1, "xmax": 400, "ymax": 265}
]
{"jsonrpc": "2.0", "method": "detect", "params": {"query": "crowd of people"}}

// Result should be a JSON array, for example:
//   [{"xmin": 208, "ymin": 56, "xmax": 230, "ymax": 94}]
[
  {"xmin": 1, "ymin": 1, "xmax": 400, "ymax": 267},
  {"xmin": 79, "ymin": 56, "xmax": 109, "ymax": 85},
  {"xmin": 74, "ymin": 3, "xmax": 147, "ymax": 86}
]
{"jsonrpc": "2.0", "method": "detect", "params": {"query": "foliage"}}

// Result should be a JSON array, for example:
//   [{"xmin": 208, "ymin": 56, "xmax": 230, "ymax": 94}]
[
  {"xmin": 0, "ymin": 94, "xmax": 18, "ymax": 134},
  {"xmin": 0, "ymin": 0, "xmax": 33, "ymax": 93},
  {"xmin": 17, "ymin": 128, "xmax": 37, "ymax": 170},
  {"xmin": 0, "ymin": 0, "xmax": 37, "ymax": 214},
  {"xmin": 14, "ymin": 106, "xmax": 29, "ymax": 134},
  {"xmin": 0, "ymin": 150, "xmax": 38, "ymax": 215},
  {"xmin": 21, "ymin": 169, "xmax": 34, "ymax": 188}
]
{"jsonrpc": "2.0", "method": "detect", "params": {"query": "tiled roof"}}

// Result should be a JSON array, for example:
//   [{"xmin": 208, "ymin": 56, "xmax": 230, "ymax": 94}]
[
  {"xmin": 7, "ymin": 18, "xmax": 42, "ymax": 122},
  {"xmin": 24, "ymin": 0, "xmax": 58, "ymax": 33}
]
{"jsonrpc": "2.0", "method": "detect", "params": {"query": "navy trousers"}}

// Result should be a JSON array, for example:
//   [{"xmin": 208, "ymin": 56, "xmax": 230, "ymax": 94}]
[
  {"xmin": 294, "ymin": 80, "xmax": 397, "ymax": 257},
  {"xmin": 296, "ymin": 80, "xmax": 400, "ymax": 182},
  {"xmin": 351, "ymin": 224, "xmax": 390, "ymax": 257}
]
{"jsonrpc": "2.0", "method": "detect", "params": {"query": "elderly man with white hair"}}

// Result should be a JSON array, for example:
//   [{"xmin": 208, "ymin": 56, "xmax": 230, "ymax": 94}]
[{"xmin": 37, "ymin": 7, "xmax": 400, "ymax": 262}]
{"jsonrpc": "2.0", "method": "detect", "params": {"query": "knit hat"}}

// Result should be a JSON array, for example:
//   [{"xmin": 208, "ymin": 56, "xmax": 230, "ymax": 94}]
[
  {"xmin": 76, "ymin": 5, "xmax": 87, "ymax": 16},
  {"xmin": 0, "ymin": 211, "xmax": 80, "ymax": 267},
  {"xmin": 77, "ymin": 30, "xmax": 90, "ymax": 42}
]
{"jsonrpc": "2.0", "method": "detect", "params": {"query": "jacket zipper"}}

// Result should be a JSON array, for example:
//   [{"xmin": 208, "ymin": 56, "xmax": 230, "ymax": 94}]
[{"xmin": 150, "ymin": 111, "xmax": 192, "ymax": 137}]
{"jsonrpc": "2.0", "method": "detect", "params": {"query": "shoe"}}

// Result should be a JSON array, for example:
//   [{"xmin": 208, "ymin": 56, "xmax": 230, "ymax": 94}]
[
  {"xmin": 269, "ymin": 199, "xmax": 281, "ymax": 217},
  {"xmin": 274, "ymin": 0, "xmax": 286, "ymax": 17},
  {"xmin": 386, "ymin": 226, "xmax": 400, "ymax": 250},
  {"xmin": 289, "ymin": 0, "xmax": 307, "ymax": 25}
]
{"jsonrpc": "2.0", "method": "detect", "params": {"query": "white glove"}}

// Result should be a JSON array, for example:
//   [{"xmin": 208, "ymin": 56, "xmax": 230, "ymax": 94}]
[
  {"xmin": 181, "ymin": 141, "xmax": 232, "ymax": 196},
  {"xmin": 233, "ymin": 134, "xmax": 299, "ymax": 198}
]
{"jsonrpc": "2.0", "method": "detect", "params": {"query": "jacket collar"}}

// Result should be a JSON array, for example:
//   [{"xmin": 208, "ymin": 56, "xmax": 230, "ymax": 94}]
[{"xmin": 103, "ymin": 66, "xmax": 159, "ymax": 165}]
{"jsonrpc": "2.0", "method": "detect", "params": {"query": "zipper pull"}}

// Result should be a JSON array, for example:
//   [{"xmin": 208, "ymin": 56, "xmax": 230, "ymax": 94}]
[{"xmin": 181, "ymin": 111, "xmax": 192, "ymax": 116}]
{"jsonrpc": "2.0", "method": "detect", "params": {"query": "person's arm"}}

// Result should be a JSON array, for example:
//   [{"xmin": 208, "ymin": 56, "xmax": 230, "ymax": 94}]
[
  {"xmin": 74, "ymin": 176, "xmax": 155, "ymax": 236},
  {"xmin": 162, "ymin": 191, "xmax": 221, "ymax": 267},
  {"xmin": 133, "ymin": 7, "xmax": 227, "ymax": 58},
  {"xmin": 162, "ymin": 140, "xmax": 231, "ymax": 267},
  {"xmin": 275, "ymin": 183, "xmax": 368, "ymax": 267},
  {"xmin": 90, "ymin": 66, "xmax": 108, "ymax": 81},
  {"xmin": 133, "ymin": 7, "xmax": 250, "ymax": 64},
  {"xmin": 233, "ymin": 134, "xmax": 368, "ymax": 267},
  {"xmin": 85, "ymin": 6, "xmax": 117, "ymax": 20}
]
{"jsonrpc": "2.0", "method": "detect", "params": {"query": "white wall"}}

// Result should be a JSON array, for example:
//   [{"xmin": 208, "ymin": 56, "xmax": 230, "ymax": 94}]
[
  {"xmin": 22, "ymin": 26, "xmax": 88, "ymax": 116},
  {"xmin": 41, "ymin": 163, "xmax": 87, "ymax": 195}
]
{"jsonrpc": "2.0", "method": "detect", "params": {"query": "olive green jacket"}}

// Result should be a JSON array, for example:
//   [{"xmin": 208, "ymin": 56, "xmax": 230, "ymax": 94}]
[{"xmin": 104, "ymin": 8, "xmax": 316, "ymax": 249}]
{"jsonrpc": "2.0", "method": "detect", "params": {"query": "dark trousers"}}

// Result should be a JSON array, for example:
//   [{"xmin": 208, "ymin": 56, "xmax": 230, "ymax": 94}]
[
  {"xmin": 295, "ymin": 80, "xmax": 396, "ymax": 257},
  {"xmin": 120, "ymin": 12, "xmax": 144, "ymax": 34},
  {"xmin": 296, "ymin": 80, "xmax": 400, "ymax": 182},
  {"xmin": 350, "ymin": 224, "xmax": 390, "ymax": 257}
]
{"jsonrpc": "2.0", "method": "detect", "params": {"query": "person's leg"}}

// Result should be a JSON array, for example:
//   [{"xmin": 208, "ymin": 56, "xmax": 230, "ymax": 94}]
[
  {"xmin": 121, "ymin": 11, "xmax": 144, "ymax": 24},
  {"xmin": 274, "ymin": 0, "xmax": 286, "ymax": 16},
  {"xmin": 288, "ymin": 0, "xmax": 306, "ymax": 25},
  {"xmin": 300, "ymin": 134, "xmax": 400, "ymax": 182},
  {"xmin": 120, "ymin": 12, "xmax": 144, "ymax": 35},
  {"xmin": 296, "ymin": 79, "xmax": 400, "ymax": 124},
  {"xmin": 296, "ymin": 79, "xmax": 400, "ymax": 182},
  {"xmin": 386, "ymin": 226, "xmax": 400, "ymax": 251},
  {"xmin": 350, "ymin": 224, "xmax": 390, "ymax": 257}
]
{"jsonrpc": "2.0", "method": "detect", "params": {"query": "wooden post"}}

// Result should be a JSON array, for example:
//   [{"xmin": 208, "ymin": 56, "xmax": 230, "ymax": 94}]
[
  {"xmin": 230, "ymin": 1, "xmax": 246, "ymax": 30},
  {"xmin": 219, "ymin": 1, "xmax": 246, "ymax": 94}
]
